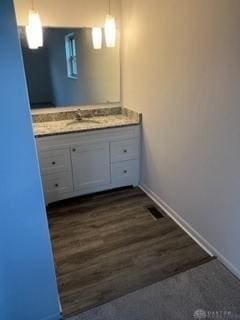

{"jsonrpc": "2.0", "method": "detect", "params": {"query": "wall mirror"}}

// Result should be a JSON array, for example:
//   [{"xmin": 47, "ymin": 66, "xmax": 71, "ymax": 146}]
[{"xmin": 18, "ymin": 27, "xmax": 120, "ymax": 108}]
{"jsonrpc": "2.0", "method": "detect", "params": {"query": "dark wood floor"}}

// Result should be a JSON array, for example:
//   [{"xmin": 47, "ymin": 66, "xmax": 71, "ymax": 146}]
[{"xmin": 47, "ymin": 187, "xmax": 212, "ymax": 318}]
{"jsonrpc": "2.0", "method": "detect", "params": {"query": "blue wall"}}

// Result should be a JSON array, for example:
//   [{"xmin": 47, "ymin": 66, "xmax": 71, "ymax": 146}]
[{"xmin": 0, "ymin": 1, "xmax": 61, "ymax": 319}]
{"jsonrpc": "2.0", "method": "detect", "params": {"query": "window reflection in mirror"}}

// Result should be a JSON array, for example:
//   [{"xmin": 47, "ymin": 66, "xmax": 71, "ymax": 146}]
[
  {"xmin": 18, "ymin": 27, "xmax": 120, "ymax": 109},
  {"xmin": 65, "ymin": 33, "xmax": 78, "ymax": 79}
]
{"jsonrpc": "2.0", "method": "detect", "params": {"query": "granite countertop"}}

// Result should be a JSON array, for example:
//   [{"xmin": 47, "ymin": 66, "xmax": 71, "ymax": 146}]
[{"xmin": 32, "ymin": 106, "xmax": 142, "ymax": 138}]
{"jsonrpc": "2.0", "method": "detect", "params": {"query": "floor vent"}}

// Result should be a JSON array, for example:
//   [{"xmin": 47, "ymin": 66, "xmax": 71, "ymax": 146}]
[{"xmin": 147, "ymin": 206, "xmax": 165, "ymax": 220}]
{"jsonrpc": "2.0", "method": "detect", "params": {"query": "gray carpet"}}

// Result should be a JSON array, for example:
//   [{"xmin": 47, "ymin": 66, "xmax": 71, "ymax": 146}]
[{"xmin": 68, "ymin": 260, "xmax": 240, "ymax": 320}]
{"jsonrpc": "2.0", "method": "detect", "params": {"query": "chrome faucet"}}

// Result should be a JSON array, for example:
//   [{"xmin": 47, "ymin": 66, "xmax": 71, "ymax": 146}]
[{"xmin": 75, "ymin": 109, "xmax": 83, "ymax": 121}]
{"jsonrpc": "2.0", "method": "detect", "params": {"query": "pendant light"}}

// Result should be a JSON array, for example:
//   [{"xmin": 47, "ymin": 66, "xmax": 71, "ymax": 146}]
[
  {"xmin": 92, "ymin": 27, "xmax": 102, "ymax": 50},
  {"xmin": 104, "ymin": 0, "xmax": 116, "ymax": 47},
  {"xmin": 26, "ymin": 0, "xmax": 43, "ymax": 49}
]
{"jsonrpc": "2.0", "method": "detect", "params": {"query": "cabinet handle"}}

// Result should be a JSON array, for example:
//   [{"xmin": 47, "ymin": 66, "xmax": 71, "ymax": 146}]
[
  {"xmin": 72, "ymin": 148, "xmax": 76, "ymax": 152},
  {"xmin": 123, "ymin": 149, "xmax": 127, "ymax": 153},
  {"xmin": 52, "ymin": 161, "xmax": 56, "ymax": 165},
  {"xmin": 55, "ymin": 184, "xmax": 59, "ymax": 188},
  {"xmin": 123, "ymin": 170, "xmax": 128, "ymax": 174}
]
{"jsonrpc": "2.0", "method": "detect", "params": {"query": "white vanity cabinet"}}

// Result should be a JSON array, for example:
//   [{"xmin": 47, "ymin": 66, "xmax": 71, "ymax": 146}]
[
  {"xmin": 36, "ymin": 125, "xmax": 140, "ymax": 204},
  {"xmin": 71, "ymin": 142, "xmax": 110, "ymax": 191}
]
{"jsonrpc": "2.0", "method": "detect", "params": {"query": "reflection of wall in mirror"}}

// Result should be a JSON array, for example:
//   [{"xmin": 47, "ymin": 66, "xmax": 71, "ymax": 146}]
[
  {"xmin": 20, "ymin": 27, "xmax": 120, "ymax": 108},
  {"xmin": 19, "ymin": 28, "xmax": 54, "ymax": 108}
]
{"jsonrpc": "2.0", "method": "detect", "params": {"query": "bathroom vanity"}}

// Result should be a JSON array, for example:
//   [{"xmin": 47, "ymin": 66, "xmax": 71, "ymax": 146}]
[
  {"xmin": 33, "ymin": 107, "xmax": 141, "ymax": 204},
  {"xmin": 19, "ymin": 24, "xmax": 135, "ymax": 205}
]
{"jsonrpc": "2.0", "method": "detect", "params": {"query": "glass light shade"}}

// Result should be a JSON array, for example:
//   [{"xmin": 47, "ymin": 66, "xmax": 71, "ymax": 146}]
[
  {"xmin": 26, "ymin": 10, "xmax": 43, "ymax": 49},
  {"xmin": 104, "ymin": 15, "xmax": 116, "ymax": 48},
  {"xmin": 92, "ymin": 27, "xmax": 102, "ymax": 50}
]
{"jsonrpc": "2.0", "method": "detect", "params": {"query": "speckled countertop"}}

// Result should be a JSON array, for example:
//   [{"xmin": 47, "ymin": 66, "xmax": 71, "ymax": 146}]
[{"xmin": 32, "ymin": 106, "xmax": 142, "ymax": 138}]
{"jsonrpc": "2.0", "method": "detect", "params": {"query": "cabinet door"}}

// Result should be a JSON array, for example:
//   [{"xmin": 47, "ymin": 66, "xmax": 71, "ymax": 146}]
[{"xmin": 71, "ymin": 142, "xmax": 110, "ymax": 191}]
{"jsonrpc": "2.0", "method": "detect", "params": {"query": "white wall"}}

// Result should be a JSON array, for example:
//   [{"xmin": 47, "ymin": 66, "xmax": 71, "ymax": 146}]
[
  {"xmin": 14, "ymin": 0, "xmax": 121, "ymax": 27},
  {"xmin": 121, "ymin": 0, "xmax": 240, "ymax": 276},
  {"xmin": 0, "ymin": 1, "xmax": 60, "ymax": 319}
]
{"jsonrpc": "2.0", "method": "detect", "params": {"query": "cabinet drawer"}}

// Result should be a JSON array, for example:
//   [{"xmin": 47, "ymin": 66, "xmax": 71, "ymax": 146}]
[
  {"xmin": 111, "ymin": 160, "xmax": 139, "ymax": 186},
  {"xmin": 39, "ymin": 149, "xmax": 71, "ymax": 174},
  {"xmin": 42, "ymin": 172, "xmax": 73, "ymax": 203},
  {"xmin": 110, "ymin": 138, "xmax": 139, "ymax": 163}
]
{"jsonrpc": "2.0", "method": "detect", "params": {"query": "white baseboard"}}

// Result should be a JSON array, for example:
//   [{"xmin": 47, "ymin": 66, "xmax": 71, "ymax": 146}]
[{"xmin": 140, "ymin": 183, "xmax": 240, "ymax": 279}]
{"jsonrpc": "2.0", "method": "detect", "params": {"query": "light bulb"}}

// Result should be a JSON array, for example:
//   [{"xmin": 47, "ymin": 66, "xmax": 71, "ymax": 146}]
[
  {"xmin": 92, "ymin": 27, "xmax": 102, "ymax": 50},
  {"xmin": 26, "ymin": 10, "xmax": 43, "ymax": 49},
  {"xmin": 104, "ymin": 15, "xmax": 116, "ymax": 48}
]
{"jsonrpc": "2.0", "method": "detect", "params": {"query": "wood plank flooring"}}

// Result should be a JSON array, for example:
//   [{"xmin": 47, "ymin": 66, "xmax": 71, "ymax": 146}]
[{"xmin": 47, "ymin": 187, "xmax": 212, "ymax": 318}]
